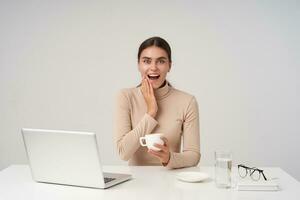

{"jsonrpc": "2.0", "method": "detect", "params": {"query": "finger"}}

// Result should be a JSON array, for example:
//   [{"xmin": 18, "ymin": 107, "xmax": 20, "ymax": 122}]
[
  {"xmin": 160, "ymin": 137, "xmax": 169, "ymax": 146},
  {"xmin": 141, "ymin": 79, "xmax": 144, "ymax": 89},
  {"xmin": 144, "ymin": 77, "xmax": 149, "ymax": 95},
  {"xmin": 148, "ymin": 80, "xmax": 155, "ymax": 100},
  {"xmin": 147, "ymin": 80, "xmax": 156, "ymax": 104},
  {"xmin": 141, "ymin": 78, "xmax": 147, "ymax": 94},
  {"xmin": 149, "ymin": 80, "xmax": 154, "ymax": 95},
  {"xmin": 153, "ymin": 143, "xmax": 167, "ymax": 152},
  {"xmin": 149, "ymin": 83, "xmax": 155, "ymax": 98},
  {"xmin": 148, "ymin": 149, "xmax": 163, "ymax": 158},
  {"xmin": 141, "ymin": 83, "xmax": 145, "ymax": 95}
]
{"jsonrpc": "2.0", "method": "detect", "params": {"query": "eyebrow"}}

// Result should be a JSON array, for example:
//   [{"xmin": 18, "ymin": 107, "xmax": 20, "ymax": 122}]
[{"xmin": 141, "ymin": 56, "xmax": 167, "ymax": 60}]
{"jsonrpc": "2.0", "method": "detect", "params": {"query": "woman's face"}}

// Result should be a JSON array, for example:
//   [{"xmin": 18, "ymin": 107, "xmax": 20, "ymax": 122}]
[{"xmin": 138, "ymin": 46, "xmax": 171, "ymax": 89}]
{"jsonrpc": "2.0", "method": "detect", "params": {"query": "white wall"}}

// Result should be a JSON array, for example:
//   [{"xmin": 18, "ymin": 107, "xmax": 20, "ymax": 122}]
[{"xmin": 1, "ymin": 0, "xmax": 299, "ymax": 180}]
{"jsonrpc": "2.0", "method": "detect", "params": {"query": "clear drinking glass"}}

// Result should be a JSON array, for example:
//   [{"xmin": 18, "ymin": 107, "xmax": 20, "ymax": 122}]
[{"xmin": 214, "ymin": 151, "xmax": 232, "ymax": 188}]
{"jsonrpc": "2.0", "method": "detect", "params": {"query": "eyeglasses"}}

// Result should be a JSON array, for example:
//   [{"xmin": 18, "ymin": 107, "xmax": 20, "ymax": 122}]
[{"xmin": 238, "ymin": 164, "xmax": 268, "ymax": 181}]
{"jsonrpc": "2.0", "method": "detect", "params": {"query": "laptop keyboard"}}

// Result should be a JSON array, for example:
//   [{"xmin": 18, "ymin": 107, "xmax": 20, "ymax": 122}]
[{"xmin": 104, "ymin": 177, "xmax": 116, "ymax": 183}]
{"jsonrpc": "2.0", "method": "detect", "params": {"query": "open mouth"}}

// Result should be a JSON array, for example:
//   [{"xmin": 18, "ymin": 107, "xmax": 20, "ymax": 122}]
[{"xmin": 147, "ymin": 74, "xmax": 160, "ymax": 80}]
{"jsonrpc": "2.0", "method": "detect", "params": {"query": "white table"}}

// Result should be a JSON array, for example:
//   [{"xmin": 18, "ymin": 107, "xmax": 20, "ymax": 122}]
[{"xmin": 0, "ymin": 165, "xmax": 299, "ymax": 200}]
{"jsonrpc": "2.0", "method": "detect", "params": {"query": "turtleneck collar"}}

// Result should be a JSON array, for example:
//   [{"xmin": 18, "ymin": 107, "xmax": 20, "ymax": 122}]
[
  {"xmin": 153, "ymin": 81, "xmax": 171, "ymax": 100},
  {"xmin": 138, "ymin": 80, "xmax": 171, "ymax": 101}
]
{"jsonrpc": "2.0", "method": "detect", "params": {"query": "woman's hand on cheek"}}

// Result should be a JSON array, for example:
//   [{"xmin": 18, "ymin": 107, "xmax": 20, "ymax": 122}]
[{"xmin": 141, "ymin": 76, "xmax": 158, "ymax": 118}]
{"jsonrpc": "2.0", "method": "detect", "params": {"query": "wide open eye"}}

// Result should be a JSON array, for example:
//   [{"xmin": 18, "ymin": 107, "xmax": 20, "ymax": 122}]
[
  {"xmin": 143, "ymin": 59, "xmax": 151, "ymax": 64},
  {"xmin": 158, "ymin": 59, "xmax": 165, "ymax": 64}
]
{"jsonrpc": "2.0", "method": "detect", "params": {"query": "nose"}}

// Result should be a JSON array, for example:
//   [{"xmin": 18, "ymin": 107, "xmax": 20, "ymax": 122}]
[{"xmin": 149, "ymin": 62, "xmax": 158, "ymax": 71}]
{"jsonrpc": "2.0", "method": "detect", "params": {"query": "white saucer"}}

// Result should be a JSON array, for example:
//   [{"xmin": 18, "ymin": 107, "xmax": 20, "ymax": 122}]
[{"xmin": 176, "ymin": 171, "xmax": 210, "ymax": 183}]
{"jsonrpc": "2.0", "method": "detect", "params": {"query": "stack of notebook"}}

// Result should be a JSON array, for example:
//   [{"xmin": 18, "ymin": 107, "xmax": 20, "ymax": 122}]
[{"xmin": 236, "ymin": 178, "xmax": 280, "ymax": 191}]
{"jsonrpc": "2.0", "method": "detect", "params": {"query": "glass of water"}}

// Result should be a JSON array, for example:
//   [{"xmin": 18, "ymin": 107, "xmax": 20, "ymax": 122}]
[{"xmin": 214, "ymin": 151, "xmax": 232, "ymax": 188}]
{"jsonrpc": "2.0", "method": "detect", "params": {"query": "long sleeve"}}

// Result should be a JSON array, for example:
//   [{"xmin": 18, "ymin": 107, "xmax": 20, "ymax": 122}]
[
  {"xmin": 165, "ymin": 96, "xmax": 201, "ymax": 169},
  {"xmin": 114, "ymin": 90, "xmax": 158, "ymax": 161}
]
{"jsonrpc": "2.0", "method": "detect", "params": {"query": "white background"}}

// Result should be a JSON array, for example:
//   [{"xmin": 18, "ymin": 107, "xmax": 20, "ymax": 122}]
[{"xmin": 0, "ymin": 0, "xmax": 299, "ymax": 180}]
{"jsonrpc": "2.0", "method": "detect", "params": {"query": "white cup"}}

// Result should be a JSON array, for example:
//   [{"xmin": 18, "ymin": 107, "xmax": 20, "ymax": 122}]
[{"xmin": 139, "ymin": 133, "xmax": 164, "ymax": 151}]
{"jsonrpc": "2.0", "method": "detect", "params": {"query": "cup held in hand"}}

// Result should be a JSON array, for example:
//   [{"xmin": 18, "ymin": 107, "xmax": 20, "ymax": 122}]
[{"xmin": 139, "ymin": 133, "xmax": 164, "ymax": 151}]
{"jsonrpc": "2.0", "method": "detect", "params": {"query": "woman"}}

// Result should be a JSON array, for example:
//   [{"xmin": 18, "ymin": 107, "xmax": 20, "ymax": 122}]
[{"xmin": 114, "ymin": 37, "xmax": 200, "ymax": 169}]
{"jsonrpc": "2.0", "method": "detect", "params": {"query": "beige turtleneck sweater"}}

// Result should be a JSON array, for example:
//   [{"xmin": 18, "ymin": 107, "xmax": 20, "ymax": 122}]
[{"xmin": 114, "ymin": 82, "xmax": 200, "ymax": 169}]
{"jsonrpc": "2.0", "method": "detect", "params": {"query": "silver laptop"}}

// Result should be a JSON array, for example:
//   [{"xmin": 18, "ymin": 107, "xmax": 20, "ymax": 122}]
[{"xmin": 21, "ymin": 128, "xmax": 132, "ymax": 189}]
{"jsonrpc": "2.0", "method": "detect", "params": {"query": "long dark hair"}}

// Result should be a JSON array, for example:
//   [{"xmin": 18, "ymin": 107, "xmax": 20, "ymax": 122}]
[{"xmin": 137, "ymin": 36, "xmax": 172, "ymax": 62}]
